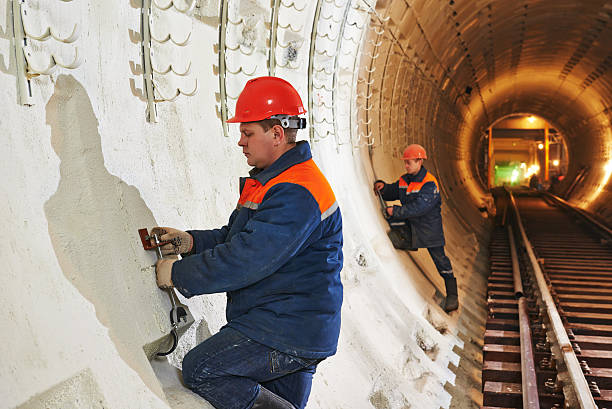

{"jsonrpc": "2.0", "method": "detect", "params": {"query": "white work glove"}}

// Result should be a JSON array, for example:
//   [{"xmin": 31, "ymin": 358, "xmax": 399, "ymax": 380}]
[
  {"xmin": 151, "ymin": 227, "xmax": 194, "ymax": 256},
  {"xmin": 156, "ymin": 257, "xmax": 177, "ymax": 288}
]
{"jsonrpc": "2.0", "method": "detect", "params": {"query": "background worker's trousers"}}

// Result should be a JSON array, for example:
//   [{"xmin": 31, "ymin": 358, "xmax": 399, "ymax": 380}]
[
  {"xmin": 182, "ymin": 327, "xmax": 321, "ymax": 409},
  {"xmin": 388, "ymin": 227, "xmax": 454, "ymax": 277},
  {"xmin": 427, "ymin": 246, "xmax": 454, "ymax": 277}
]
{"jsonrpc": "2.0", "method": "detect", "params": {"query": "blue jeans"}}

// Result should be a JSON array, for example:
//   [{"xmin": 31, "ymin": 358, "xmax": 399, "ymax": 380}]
[
  {"xmin": 427, "ymin": 246, "xmax": 453, "ymax": 277},
  {"xmin": 182, "ymin": 327, "xmax": 321, "ymax": 409}
]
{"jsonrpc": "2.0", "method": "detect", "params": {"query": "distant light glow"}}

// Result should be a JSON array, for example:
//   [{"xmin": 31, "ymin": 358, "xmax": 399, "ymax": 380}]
[
  {"xmin": 520, "ymin": 162, "xmax": 526, "ymax": 169},
  {"xmin": 525, "ymin": 164, "xmax": 540, "ymax": 178},
  {"xmin": 552, "ymin": 159, "xmax": 560, "ymax": 166},
  {"xmin": 527, "ymin": 116, "xmax": 537, "ymax": 123},
  {"xmin": 511, "ymin": 169, "xmax": 519, "ymax": 183},
  {"xmin": 538, "ymin": 143, "xmax": 544, "ymax": 150}
]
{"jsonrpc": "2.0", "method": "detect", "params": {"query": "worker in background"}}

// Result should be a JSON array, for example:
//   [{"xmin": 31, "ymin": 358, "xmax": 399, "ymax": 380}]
[
  {"xmin": 373, "ymin": 144, "xmax": 458, "ymax": 312},
  {"xmin": 152, "ymin": 77, "xmax": 343, "ymax": 409},
  {"xmin": 529, "ymin": 174, "xmax": 540, "ymax": 190}
]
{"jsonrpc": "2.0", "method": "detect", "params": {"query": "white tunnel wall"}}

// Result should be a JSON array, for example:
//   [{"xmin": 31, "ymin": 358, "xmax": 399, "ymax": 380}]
[{"xmin": 3, "ymin": 0, "xmax": 611, "ymax": 408}]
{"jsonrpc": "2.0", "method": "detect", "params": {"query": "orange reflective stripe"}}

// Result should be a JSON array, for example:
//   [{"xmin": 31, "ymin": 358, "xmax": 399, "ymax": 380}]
[
  {"xmin": 405, "ymin": 172, "xmax": 439, "ymax": 194},
  {"xmin": 238, "ymin": 179, "xmax": 263, "ymax": 208},
  {"xmin": 237, "ymin": 159, "xmax": 337, "ymax": 216}
]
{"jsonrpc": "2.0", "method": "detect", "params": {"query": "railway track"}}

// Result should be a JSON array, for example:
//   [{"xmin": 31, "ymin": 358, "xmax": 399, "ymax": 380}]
[{"xmin": 483, "ymin": 190, "xmax": 612, "ymax": 409}]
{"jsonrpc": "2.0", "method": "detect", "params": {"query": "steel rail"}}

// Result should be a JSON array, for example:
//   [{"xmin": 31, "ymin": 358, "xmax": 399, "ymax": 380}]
[
  {"xmin": 507, "ymin": 225, "xmax": 524, "ymax": 298},
  {"xmin": 507, "ymin": 224, "xmax": 540, "ymax": 408},
  {"xmin": 544, "ymin": 192, "xmax": 612, "ymax": 239},
  {"xmin": 508, "ymin": 191, "xmax": 598, "ymax": 409}
]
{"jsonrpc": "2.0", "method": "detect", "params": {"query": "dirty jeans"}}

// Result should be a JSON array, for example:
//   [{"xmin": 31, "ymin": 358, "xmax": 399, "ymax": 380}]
[
  {"xmin": 427, "ymin": 246, "xmax": 453, "ymax": 277},
  {"xmin": 182, "ymin": 327, "xmax": 321, "ymax": 409}
]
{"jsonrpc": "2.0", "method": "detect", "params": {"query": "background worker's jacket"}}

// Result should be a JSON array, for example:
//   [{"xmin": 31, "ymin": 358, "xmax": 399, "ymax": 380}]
[
  {"xmin": 376, "ymin": 166, "xmax": 445, "ymax": 248},
  {"xmin": 171, "ymin": 141, "xmax": 343, "ymax": 359}
]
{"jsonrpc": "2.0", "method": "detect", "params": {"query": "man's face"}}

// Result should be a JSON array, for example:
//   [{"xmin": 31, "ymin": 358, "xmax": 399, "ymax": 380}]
[
  {"xmin": 404, "ymin": 158, "xmax": 422, "ymax": 175},
  {"xmin": 238, "ymin": 123, "xmax": 276, "ymax": 169}
]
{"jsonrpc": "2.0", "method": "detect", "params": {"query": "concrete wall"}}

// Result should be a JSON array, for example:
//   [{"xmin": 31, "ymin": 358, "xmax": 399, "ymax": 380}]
[{"xmin": 2, "ymin": 1, "xmax": 610, "ymax": 409}]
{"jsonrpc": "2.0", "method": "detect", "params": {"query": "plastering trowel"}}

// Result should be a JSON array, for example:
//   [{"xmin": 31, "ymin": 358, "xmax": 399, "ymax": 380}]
[{"xmin": 138, "ymin": 228, "xmax": 194, "ymax": 359}]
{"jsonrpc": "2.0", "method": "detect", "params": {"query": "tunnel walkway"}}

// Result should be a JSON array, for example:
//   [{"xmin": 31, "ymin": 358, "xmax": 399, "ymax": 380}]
[{"xmin": 483, "ymin": 190, "xmax": 612, "ymax": 408}]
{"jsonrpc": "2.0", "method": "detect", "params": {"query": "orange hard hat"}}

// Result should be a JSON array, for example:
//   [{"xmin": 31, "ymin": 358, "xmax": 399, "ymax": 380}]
[
  {"xmin": 402, "ymin": 144, "xmax": 427, "ymax": 160},
  {"xmin": 227, "ymin": 76, "xmax": 306, "ymax": 124}
]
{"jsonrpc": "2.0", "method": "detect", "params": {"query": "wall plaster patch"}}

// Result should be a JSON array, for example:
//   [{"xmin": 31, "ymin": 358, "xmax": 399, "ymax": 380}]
[{"xmin": 16, "ymin": 368, "xmax": 107, "ymax": 409}]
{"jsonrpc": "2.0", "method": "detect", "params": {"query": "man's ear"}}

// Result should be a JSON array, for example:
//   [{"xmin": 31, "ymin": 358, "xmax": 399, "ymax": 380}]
[{"xmin": 272, "ymin": 125, "xmax": 285, "ymax": 145}]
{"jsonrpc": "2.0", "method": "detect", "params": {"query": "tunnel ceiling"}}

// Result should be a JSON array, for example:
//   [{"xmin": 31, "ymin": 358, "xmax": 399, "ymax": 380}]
[{"xmin": 366, "ymin": 0, "xmax": 612, "ymax": 166}]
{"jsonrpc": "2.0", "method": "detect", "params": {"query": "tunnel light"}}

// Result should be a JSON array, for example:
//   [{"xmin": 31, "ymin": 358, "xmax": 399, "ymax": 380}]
[
  {"xmin": 525, "ymin": 164, "xmax": 540, "ymax": 178},
  {"xmin": 511, "ymin": 169, "xmax": 519, "ymax": 183},
  {"xmin": 538, "ymin": 143, "xmax": 544, "ymax": 150},
  {"xmin": 527, "ymin": 116, "xmax": 536, "ymax": 123},
  {"xmin": 603, "ymin": 160, "xmax": 612, "ymax": 186},
  {"xmin": 520, "ymin": 162, "xmax": 526, "ymax": 169},
  {"xmin": 552, "ymin": 159, "xmax": 559, "ymax": 166}
]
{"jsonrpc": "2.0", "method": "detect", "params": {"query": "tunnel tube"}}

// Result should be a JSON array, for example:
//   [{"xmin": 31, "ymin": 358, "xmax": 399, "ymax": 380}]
[{"xmin": 2, "ymin": 1, "xmax": 611, "ymax": 408}]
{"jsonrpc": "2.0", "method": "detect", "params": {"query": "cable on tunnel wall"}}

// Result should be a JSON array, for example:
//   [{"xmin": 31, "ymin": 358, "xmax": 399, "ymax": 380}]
[
  {"xmin": 268, "ymin": 0, "xmax": 281, "ymax": 76},
  {"xmin": 218, "ymin": 0, "xmax": 229, "ymax": 137},
  {"xmin": 331, "ymin": 0, "xmax": 353, "ymax": 150},
  {"xmin": 307, "ymin": 0, "xmax": 324, "ymax": 143}
]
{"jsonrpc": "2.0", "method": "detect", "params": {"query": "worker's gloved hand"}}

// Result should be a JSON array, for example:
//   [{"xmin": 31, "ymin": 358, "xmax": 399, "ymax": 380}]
[
  {"xmin": 386, "ymin": 207, "xmax": 394, "ymax": 217},
  {"xmin": 373, "ymin": 181, "xmax": 385, "ymax": 193},
  {"xmin": 156, "ymin": 257, "xmax": 177, "ymax": 288},
  {"xmin": 151, "ymin": 227, "xmax": 193, "ymax": 256}
]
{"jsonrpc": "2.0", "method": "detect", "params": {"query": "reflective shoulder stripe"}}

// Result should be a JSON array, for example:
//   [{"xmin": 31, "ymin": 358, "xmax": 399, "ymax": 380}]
[
  {"xmin": 237, "ymin": 179, "xmax": 263, "ymax": 208},
  {"xmin": 321, "ymin": 201, "xmax": 339, "ymax": 221},
  {"xmin": 406, "ymin": 172, "xmax": 439, "ymax": 194},
  {"xmin": 399, "ymin": 178, "xmax": 408, "ymax": 188},
  {"xmin": 242, "ymin": 200, "xmax": 259, "ymax": 210},
  {"xmin": 266, "ymin": 159, "xmax": 337, "ymax": 217},
  {"xmin": 423, "ymin": 172, "xmax": 439, "ymax": 193},
  {"xmin": 236, "ymin": 159, "xmax": 337, "ymax": 218}
]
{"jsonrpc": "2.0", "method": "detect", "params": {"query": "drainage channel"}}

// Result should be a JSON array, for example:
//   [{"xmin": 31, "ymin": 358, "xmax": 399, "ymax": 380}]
[{"xmin": 483, "ymin": 190, "xmax": 612, "ymax": 409}]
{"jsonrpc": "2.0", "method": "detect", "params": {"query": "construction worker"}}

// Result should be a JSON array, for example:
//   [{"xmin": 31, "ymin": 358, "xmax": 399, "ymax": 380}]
[
  {"xmin": 373, "ymin": 144, "xmax": 458, "ymax": 312},
  {"xmin": 152, "ymin": 76, "xmax": 343, "ymax": 409}
]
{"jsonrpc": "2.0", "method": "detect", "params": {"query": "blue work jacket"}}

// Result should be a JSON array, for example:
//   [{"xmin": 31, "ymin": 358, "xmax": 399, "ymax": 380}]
[
  {"xmin": 377, "ymin": 166, "xmax": 445, "ymax": 248},
  {"xmin": 171, "ymin": 141, "xmax": 343, "ymax": 358}
]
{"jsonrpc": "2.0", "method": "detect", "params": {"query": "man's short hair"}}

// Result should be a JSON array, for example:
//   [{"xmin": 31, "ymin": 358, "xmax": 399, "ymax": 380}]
[{"xmin": 258, "ymin": 118, "xmax": 298, "ymax": 144}]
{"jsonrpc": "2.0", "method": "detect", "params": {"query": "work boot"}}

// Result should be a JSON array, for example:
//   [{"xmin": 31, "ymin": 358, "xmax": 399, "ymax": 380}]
[
  {"xmin": 443, "ymin": 276, "xmax": 459, "ymax": 312},
  {"xmin": 252, "ymin": 386, "xmax": 296, "ymax": 409}
]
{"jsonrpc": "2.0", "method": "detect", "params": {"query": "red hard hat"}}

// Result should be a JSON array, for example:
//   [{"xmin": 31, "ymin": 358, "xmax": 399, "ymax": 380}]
[
  {"xmin": 227, "ymin": 76, "xmax": 306, "ymax": 123},
  {"xmin": 402, "ymin": 144, "xmax": 427, "ymax": 160}
]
